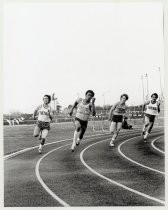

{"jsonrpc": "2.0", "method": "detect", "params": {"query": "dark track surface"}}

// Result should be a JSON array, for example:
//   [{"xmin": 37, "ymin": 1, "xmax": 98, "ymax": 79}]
[{"xmin": 4, "ymin": 127, "xmax": 164, "ymax": 207}]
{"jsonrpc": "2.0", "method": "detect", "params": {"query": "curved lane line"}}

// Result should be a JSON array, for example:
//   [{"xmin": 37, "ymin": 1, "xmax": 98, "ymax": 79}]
[
  {"xmin": 35, "ymin": 132, "xmax": 140, "ymax": 207},
  {"xmin": 118, "ymin": 136, "xmax": 165, "ymax": 175},
  {"xmin": 4, "ymin": 129, "xmax": 142, "ymax": 160},
  {"xmin": 35, "ymin": 143, "xmax": 71, "ymax": 207},
  {"xmin": 80, "ymin": 138, "xmax": 165, "ymax": 205},
  {"xmin": 151, "ymin": 136, "xmax": 165, "ymax": 154},
  {"xmin": 4, "ymin": 132, "xmax": 111, "ymax": 160}
]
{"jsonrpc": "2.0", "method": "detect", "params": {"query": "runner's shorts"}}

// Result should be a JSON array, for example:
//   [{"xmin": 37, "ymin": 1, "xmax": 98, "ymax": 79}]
[
  {"xmin": 75, "ymin": 117, "xmax": 88, "ymax": 130},
  {"xmin": 112, "ymin": 115, "xmax": 123, "ymax": 123},
  {"xmin": 36, "ymin": 121, "xmax": 50, "ymax": 130},
  {"xmin": 145, "ymin": 113, "xmax": 156, "ymax": 123}
]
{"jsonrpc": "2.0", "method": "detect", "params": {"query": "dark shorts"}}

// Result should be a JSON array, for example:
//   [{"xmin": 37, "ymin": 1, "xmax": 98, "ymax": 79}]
[
  {"xmin": 112, "ymin": 115, "xmax": 123, "ymax": 123},
  {"xmin": 36, "ymin": 121, "xmax": 50, "ymax": 130},
  {"xmin": 75, "ymin": 117, "xmax": 88, "ymax": 130},
  {"xmin": 145, "ymin": 114, "xmax": 156, "ymax": 123}
]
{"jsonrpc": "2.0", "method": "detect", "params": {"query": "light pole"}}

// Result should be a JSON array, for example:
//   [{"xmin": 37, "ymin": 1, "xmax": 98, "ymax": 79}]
[
  {"xmin": 145, "ymin": 73, "xmax": 149, "ymax": 101},
  {"xmin": 52, "ymin": 93, "xmax": 57, "ymax": 115},
  {"xmin": 158, "ymin": 67, "xmax": 163, "ymax": 101},
  {"xmin": 141, "ymin": 75, "xmax": 145, "ymax": 103},
  {"xmin": 102, "ymin": 94, "xmax": 105, "ymax": 111}
]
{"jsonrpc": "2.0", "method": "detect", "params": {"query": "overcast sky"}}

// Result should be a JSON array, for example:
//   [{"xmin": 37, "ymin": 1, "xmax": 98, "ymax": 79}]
[{"xmin": 3, "ymin": 2, "xmax": 164, "ymax": 114}]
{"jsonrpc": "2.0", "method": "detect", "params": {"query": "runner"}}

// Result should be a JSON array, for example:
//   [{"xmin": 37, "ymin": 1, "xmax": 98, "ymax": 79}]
[
  {"xmin": 142, "ymin": 93, "xmax": 160, "ymax": 142},
  {"xmin": 33, "ymin": 95, "xmax": 53, "ymax": 153},
  {"xmin": 69, "ymin": 90, "xmax": 96, "ymax": 152},
  {"xmin": 108, "ymin": 94, "xmax": 129, "ymax": 147}
]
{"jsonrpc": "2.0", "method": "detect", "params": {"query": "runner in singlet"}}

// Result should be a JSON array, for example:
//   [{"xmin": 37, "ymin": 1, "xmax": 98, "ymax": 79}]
[
  {"xmin": 108, "ymin": 94, "xmax": 129, "ymax": 147},
  {"xmin": 69, "ymin": 90, "xmax": 96, "ymax": 152},
  {"xmin": 33, "ymin": 95, "xmax": 53, "ymax": 153},
  {"xmin": 142, "ymin": 93, "xmax": 160, "ymax": 141}
]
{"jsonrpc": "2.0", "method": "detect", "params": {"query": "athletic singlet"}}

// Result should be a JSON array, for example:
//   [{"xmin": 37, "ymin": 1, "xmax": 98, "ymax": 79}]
[
  {"xmin": 76, "ymin": 98, "xmax": 91, "ymax": 121},
  {"xmin": 112, "ymin": 102, "xmax": 127, "ymax": 116},
  {"xmin": 145, "ymin": 101, "xmax": 159, "ymax": 116},
  {"xmin": 36, "ymin": 104, "xmax": 53, "ymax": 122}
]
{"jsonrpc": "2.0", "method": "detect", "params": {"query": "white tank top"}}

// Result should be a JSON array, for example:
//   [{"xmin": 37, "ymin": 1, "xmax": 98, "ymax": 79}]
[
  {"xmin": 76, "ymin": 99, "xmax": 91, "ymax": 121},
  {"xmin": 145, "ymin": 101, "xmax": 159, "ymax": 116},
  {"xmin": 36, "ymin": 104, "xmax": 52, "ymax": 122}
]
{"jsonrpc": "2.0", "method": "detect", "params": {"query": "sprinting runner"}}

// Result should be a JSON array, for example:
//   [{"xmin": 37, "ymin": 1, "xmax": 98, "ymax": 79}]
[
  {"xmin": 142, "ymin": 93, "xmax": 160, "ymax": 142},
  {"xmin": 33, "ymin": 95, "xmax": 53, "ymax": 153},
  {"xmin": 108, "ymin": 94, "xmax": 129, "ymax": 147},
  {"xmin": 69, "ymin": 90, "xmax": 96, "ymax": 152}
]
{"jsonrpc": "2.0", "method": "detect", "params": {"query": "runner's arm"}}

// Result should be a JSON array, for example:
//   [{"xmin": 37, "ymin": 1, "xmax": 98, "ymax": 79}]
[
  {"xmin": 32, "ymin": 109, "xmax": 38, "ymax": 120},
  {"xmin": 48, "ymin": 108, "xmax": 54, "ymax": 120},
  {"xmin": 32, "ymin": 105, "xmax": 41, "ymax": 120},
  {"xmin": 142, "ymin": 101, "xmax": 150, "ymax": 113},
  {"xmin": 90, "ymin": 98, "xmax": 96, "ymax": 116},
  {"xmin": 69, "ymin": 100, "xmax": 78, "ymax": 116},
  {"xmin": 108, "ymin": 103, "xmax": 117, "ymax": 121},
  {"xmin": 157, "ymin": 102, "xmax": 160, "ymax": 113}
]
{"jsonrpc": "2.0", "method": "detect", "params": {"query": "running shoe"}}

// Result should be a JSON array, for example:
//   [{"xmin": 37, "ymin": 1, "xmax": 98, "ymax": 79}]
[
  {"xmin": 71, "ymin": 144, "xmax": 75, "ymax": 152},
  {"xmin": 109, "ymin": 140, "xmax": 115, "ymax": 147}
]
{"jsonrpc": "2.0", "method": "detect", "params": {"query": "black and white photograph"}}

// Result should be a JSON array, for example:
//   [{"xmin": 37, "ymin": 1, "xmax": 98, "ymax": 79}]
[{"xmin": 2, "ymin": 0, "xmax": 167, "ymax": 207}]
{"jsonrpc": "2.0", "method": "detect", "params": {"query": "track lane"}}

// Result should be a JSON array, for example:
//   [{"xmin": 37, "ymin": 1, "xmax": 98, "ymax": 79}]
[
  {"xmin": 79, "ymin": 131, "xmax": 164, "ymax": 205},
  {"xmin": 36, "ymin": 129, "xmax": 164, "ymax": 206},
  {"xmin": 4, "ymin": 128, "xmax": 164, "ymax": 206},
  {"xmin": 4, "ymin": 132, "xmax": 114, "ymax": 207},
  {"xmin": 80, "ymin": 140, "xmax": 164, "ymax": 205}
]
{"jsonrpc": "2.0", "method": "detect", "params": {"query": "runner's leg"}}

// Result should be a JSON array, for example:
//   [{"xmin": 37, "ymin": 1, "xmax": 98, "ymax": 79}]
[
  {"xmin": 33, "ymin": 125, "xmax": 41, "ymax": 137},
  {"xmin": 109, "ymin": 121, "xmax": 117, "ymax": 146},
  {"xmin": 71, "ymin": 120, "xmax": 81, "ymax": 151}
]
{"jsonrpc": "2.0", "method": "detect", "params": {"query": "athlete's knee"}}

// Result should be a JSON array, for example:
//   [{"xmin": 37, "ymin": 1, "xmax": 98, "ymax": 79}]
[
  {"xmin": 145, "ymin": 122, "xmax": 149, "ymax": 126},
  {"xmin": 33, "ymin": 134, "xmax": 39, "ymax": 137},
  {"xmin": 115, "ymin": 129, "xmax": 121, "ymax": 135}
]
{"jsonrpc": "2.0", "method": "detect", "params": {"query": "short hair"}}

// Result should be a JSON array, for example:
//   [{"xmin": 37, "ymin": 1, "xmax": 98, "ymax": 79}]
[
  {"xmin": 120, "ymin": 94, "xmax": 129, "ymax": 100},
  {"xmin": 151, "ymin": 93, "xmax": 158, "ymax": 99},
  {"xmin": 85, "ymin": 90, "xmax": 95, "ymax": 97},
  {"xmin": 43, "ymin": 95, "xmax": 51, "ymax": 103}
]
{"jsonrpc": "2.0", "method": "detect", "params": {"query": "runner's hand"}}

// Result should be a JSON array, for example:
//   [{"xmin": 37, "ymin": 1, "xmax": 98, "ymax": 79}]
[{"xmin": 69, "ymin": 111, "xmax": 73, "ymax": 116}]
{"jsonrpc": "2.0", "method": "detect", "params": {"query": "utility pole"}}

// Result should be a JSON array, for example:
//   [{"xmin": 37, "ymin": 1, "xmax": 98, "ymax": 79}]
[
  {"xmin": 158, "ymin": 67, "xmax": 163, "ymax": 101},
  {"xmin": 145, "ymin": 73, "xmax": 149, "ymax": 101},
  {"xmin": 141, "ymin": 75, "xmax": 145, "ymax": 103}
]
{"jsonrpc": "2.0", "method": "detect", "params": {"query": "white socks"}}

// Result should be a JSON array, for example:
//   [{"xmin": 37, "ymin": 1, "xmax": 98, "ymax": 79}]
[{"xmin": 71, "ymin": 130, "xmax": 79, "ymax": 149}]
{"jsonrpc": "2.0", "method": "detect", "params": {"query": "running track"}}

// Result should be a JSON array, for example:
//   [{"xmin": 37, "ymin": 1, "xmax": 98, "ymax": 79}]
[{"xmin": 4, "ymin": 128, "xmax": 165, "ymax": 206}]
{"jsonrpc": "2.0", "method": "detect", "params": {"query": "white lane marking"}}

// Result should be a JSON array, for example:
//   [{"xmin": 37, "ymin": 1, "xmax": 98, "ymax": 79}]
[
  {"xmin": 80, "ymin": 138, "xmax": 165, "ymax": 205},
  {"xmin": 35, "ymin": 131, "xmax": 140, "ymax": 207},
  {"xmin": 151, "ymin": 136, "xmax": 165, "ymax": 154},
  {"xmin": 3, "ymin": 128, "xmax": 149, "ymax": 160},
  {"xmin": 4, "ymin": 132, "xmax": 111, "ymax": 160},
  {"xmin": 4, "ymin": 128, "xmax": 142, "ymax": 160},
  {"xmin": 118, "ymin": 136, "xmax": 165, "ymax": 175},
  {"xmin": 4, "ymin": 128, "xmax": 157, "ymax": 160},
  {"xmin": 35, "ymin": 143, "xmax": 71, "ymax": 207}
]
